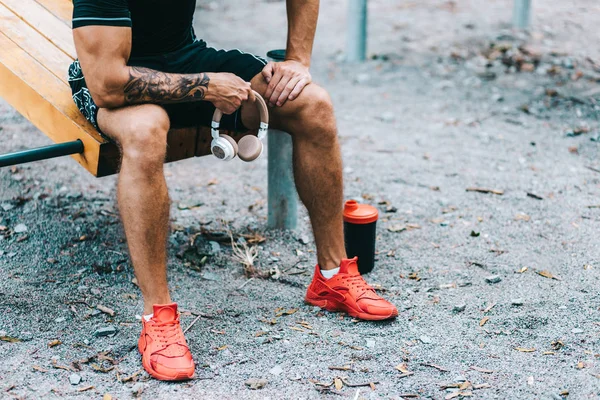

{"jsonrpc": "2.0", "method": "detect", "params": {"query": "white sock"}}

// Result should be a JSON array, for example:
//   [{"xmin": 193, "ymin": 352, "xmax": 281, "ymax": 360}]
[
  {"xmin": 143, "ymin": 314, "xmax": 153, "ymax": 322},
  {"xmin": 320, "ymin": 267, "xmax": 340, "ymax": 279}
]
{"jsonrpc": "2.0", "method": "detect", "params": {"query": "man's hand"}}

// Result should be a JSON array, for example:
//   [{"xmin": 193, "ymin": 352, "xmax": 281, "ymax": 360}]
[
  {"xmin": 205, "ymin": 72, "xmax": 255, "ymax": 114},
  {"xmin": 262, "ymin": 60, "xmax": 312, "ymax": 107}
]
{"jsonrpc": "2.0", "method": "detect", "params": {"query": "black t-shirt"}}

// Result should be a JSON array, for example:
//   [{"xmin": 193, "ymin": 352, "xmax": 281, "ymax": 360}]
[{"xmin": 72, "ymin": 0, "xmax": 197, "ymax": 58}]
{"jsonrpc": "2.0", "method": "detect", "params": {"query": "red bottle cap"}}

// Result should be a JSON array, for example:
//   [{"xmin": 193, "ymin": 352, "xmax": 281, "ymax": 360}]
[{"xmin": 343, "ymin": 200, "xmax": 378, "ymax": 224}]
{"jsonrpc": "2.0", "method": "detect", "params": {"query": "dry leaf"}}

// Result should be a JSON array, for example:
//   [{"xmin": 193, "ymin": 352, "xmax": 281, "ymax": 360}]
[
  {"xmin": 536, "ymin": 270, "xmax": 560, "ymax": 280},
  {"xmin": 470, "ymin": 366, "xmax": 494, "ymax": 373},
  {"xmin": 514, "ymin": 213, "xmax": 531, "ymax": 221},
  {"xmin": 517, "ymin": 267, "xmax": 528, "ymax": 273},
  {"xmin": 479, "ymin": 317, "xmax": 489, "ymax": 327},
  {"xmin": 329, "ymin": 365, "xmax": 352, "ymax": 371},
  {"xmin": 395, "ymin": 363, "xmax": 410, "ymax": 374},
  {"xmin": 369, "ymin": 382, "xmax": 376, "ymax": 390},
  {"xmin": 483, "ymin": 303, "xmax": 496, "ymax": 313},
  {"xmin": 276, "ymin": 308, "xmax": 298, "ymax": 317},
  {"xmin": 48, "ymin": 339, "xmax": 62, "ymax": 348},
  {"xmin": 515, "ymin": 347, "xmax": 536, "ymax": 353},
  {"xmin": 466, "ymin": 187, "xmax": 504, "ymax": 195},
  {"xmin": 77, "ymin": 386, "xmax": 95, "ymax": 392},
  {"xmin": 577, "ymin": 362, "xmax": 585, "ymax": 369},
  {"xmin": 32, "ymin": 365, "xmax": 48, "ymax": 373},
  {"xmin": 334, "ymin": 377, "xmax": 343, "ymax": 390},
  {"xmin": 421, "ymin": 363, "xmax": 449, "ymax": 372},
  {"xmin": 103, "ymin": 394, "xmax": 112, "ymax": 400},
  {"xmin": 97, "ymin": 305, "xmax": 115, "ymax": 317},
  {"xmin": 0, "ymin": 336, "xmax": 21, "ymax": 343},
  {"xmin": 473, "ymin": 383, "xmax": 492, "ymax": 389},
  {"xmin": 254, "ymin": 331, "xmax": 267, "ymax": 337}
]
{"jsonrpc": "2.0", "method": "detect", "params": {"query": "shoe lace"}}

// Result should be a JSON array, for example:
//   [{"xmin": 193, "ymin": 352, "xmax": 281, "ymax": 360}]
[
  {"xmin": 340, "ymin": 274, "xmax": 375, "ymax": 295},
  {"xmin": 153, "ymin": 320, "xmax": 184, "ymax": 346}
]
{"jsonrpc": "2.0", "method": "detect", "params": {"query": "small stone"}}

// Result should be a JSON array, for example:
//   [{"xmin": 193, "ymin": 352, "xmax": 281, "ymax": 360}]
[
  {"xmin": 94, "ymin": 326, "xmax": 117, "ymax": 337},
  {"xmin": 354, "ymin": 73, "xmax": 370, "ymax": 84},
  {"xmin": 420, "ymin": 335, "xmax": 432, "ymax": 344},
  {"xmin": 0, "ymin": 330, "xmax": 7, "ymax": 337},
  {"xmin": 90, "ymin": 309, "xmax": 102, "ymax": 317},
  {"xmin": 485, "ymin": 275, "xmax": 502, "ymax": 284},
  {"xmin": 366, "ymin": 339, "xmax": 376, "ymax": 348},
  {"xmin": 245, "ymin": 378, "xmax": 268, "ymax": 390},
  {"xmin": 492, "ymin": 93, "xmax": 504, "ymax": 102},
  {"xmin": 298, "ymin": 235, "xmax": 310, "ymax": 245},
  {"xmin": 452, "ymin": 304, "xmax": 466, "ymax": 313},
  {"xmin": 13, "ymin": 224, "xmax": 27, "ymax": 233},
  {"xmin": 69, "ymin": 373, "xmax": 82, "ymax": 385},
  {"xmin": 378, "ymin": 111, "xmax": 395, "ymax": 123},
  {"xmin": 131, "ymin": 382, "xmax": 144, "ymax": 396},
  {"xmin": 54, "ymin": 317, "xmax": 66, "ymax": 323},
  {"xmin": 201, "ymin": 272, "xmax": 220, "ymax": 281},
  {"xmin": 1, "ymin": 203, "xmax": 14, "ymax": 211},
  {"xmin": 269, "ymin": 365, "xmax": 283, "ymax": 376},
  {"xmin": 77, "ymin": 285, "xmax": 88, "ymax": 293},
  {"xmin": 571, "ymin": 328, "xmax": 584, "ymax": 334},
  {"xmin": 511, "ymin": 299, "xmax": 524, "ymax": 306},
  {"xmin": 208, "ymin": 241, "xmax": 220, "ymax": 254}
]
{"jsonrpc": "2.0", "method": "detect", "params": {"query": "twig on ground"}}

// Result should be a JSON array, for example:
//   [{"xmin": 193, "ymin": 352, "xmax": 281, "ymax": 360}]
[
  {"xmin": 466, "ymin": 187, "xmax": 504, "ymax": 195},
  {"xmin": 237, "ymin": 277, "xmax": 254, "ymax": 290}
]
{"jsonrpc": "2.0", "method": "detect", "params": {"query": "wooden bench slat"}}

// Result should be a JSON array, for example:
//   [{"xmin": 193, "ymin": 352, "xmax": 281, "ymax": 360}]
[
  {"xmin": 0, "ymin": 4, "xmax": 72, "ymax": 86},
  {"xmin": 0, "ymin": 31, "xmax": 104, "ymax": 175},
  {"xmin": 0, "ymin": 0, "xmax": 76, "ymax": 59},
  {"xmin": 34, "ymin": 0, "xmax": 72, "ymax": 27}
]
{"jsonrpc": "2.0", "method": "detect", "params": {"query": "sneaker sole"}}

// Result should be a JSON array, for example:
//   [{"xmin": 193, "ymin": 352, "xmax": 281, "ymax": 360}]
[
  {"xmin": 305, "ymin": 295, "xmax": 398, "ymax": 321},
  {"xmin": 139, "ymin": 347, "xmax": 195, "ymax": 381}
]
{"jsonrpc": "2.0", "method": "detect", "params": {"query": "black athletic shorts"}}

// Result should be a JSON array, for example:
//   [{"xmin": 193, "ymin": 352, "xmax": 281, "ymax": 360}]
[{"xmin": 67, "ymin": 39, "xmax": 267, "ymax": 138}]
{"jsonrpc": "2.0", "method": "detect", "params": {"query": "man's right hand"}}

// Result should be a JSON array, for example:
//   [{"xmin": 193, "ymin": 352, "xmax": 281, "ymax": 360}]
[{"xmin": 205, "ymin": 73, "xmax": 255, "ymax": 114}]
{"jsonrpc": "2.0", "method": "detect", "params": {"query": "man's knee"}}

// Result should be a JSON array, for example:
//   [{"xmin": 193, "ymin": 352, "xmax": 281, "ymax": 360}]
[
  {"xmin": 119, "ymin": 106, "xmax": 170, "ymax": 164},
  {"xmin": 291, "ymin": 85, "xmax": 337, "ymax": 141}
]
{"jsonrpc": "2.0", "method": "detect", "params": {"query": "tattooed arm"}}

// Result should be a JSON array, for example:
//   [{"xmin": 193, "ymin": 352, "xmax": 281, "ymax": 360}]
[{"xmin": 73, "ymin": 26, "xmax": 251, "ymax": 114}]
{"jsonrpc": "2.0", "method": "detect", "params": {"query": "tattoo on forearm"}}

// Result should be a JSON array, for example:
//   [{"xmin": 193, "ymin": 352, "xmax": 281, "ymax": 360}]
[{"xmin": 123, "ymin": 67, "xmax": 210, "ymax": 105}]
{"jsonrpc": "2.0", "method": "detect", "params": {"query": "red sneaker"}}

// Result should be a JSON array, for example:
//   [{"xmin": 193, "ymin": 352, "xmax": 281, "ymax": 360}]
[
  {"xmin": 305, "ymin": 257, "xmax": 398, "ymax": 321},
  {"xmin": 138, "ymin": 303, "xmax": 195, "ymax": 381}
]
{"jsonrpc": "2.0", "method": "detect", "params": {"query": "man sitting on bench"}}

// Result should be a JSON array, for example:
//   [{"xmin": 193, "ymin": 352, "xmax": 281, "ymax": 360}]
[{"xmin": 70, "ymin": 0, "xmax": 398, "ymax": 381}]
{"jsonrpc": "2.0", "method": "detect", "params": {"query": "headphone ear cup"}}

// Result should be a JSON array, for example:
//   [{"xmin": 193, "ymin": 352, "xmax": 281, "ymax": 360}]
[
  {"xmin": 220, "ymin": 134, "xmax": 238, "ymax": 156},
  {"xmin": 237, "ymin": 135, "xmax": 263, "ymax": 162},
  {"xmin": 211, "ymin": 134, "xmax": 238, "ymax": 161}
]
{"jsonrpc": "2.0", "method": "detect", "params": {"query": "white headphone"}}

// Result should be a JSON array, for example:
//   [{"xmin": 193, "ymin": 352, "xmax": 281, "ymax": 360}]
[{"xmin": 210, "ymin": 90, "xmax": 269, "ymax": 162}]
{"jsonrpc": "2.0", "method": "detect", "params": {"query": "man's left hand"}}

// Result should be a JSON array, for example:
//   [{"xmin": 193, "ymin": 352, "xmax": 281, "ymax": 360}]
[{"xmin": 261, "ymin": 60, "xmax": 312, "ymax": 107}]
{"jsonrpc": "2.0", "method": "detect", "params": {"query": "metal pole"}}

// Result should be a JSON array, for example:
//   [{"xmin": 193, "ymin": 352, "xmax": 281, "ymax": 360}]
[
  {"xmin": 513, "ymin": 0, "xmax": 531, "ymax": 29},
  {"xmin": 346, "ymin": 0, "xmax": 367, "ymax": 62},
  {"xmin": 266, "ymin": 50, "xmax": 298, "ymax": 230},
  {"xmin": 0, "ymin": 140, "xmax": 84, "ymax": 168}
]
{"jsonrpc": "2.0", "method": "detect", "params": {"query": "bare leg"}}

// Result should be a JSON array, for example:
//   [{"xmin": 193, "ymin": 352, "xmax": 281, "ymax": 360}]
[
  {"xmin": 97, "ymin": 104, "xmax": 172, "ymax": 314},
  {"xmin": 245, "ymin": 76, "xmax": 346, "ymax": 270}
]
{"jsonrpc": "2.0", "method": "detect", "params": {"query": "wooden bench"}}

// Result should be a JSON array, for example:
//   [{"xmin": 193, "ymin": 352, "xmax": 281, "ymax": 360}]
[{"xmin": 0, "ymin": 0, "xmax": 298, "ymax": 228}]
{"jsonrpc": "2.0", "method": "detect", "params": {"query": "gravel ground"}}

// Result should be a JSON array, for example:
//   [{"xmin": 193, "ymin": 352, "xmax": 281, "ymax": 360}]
[{"xmin": 1, "ymin": 1, "xmax": 600, "ymax": 399}]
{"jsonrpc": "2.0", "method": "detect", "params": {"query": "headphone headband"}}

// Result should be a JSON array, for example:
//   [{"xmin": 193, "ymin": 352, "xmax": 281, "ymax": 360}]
[{"xmin": 211, "ymin": 90, "xmax": 269, "ymax": 140}]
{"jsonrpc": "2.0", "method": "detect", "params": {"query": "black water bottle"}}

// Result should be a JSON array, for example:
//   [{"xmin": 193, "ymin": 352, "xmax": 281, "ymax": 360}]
[{"xmin": 343, "ymin": 200, "xmax": 378, "ymax": 275}]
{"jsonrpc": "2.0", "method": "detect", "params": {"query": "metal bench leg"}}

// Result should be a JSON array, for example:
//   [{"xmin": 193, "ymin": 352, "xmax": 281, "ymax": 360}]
[
  {"xmin": 513, "ymin": 0, "xmax": 531, "ymax": 29},
  {"xmin": 267, "ymin": 130, "xmax": 298, "ymax": 230},
  {"xmin": 346, "ymin": 0, "xmax": 368, "ymax": 62}
]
